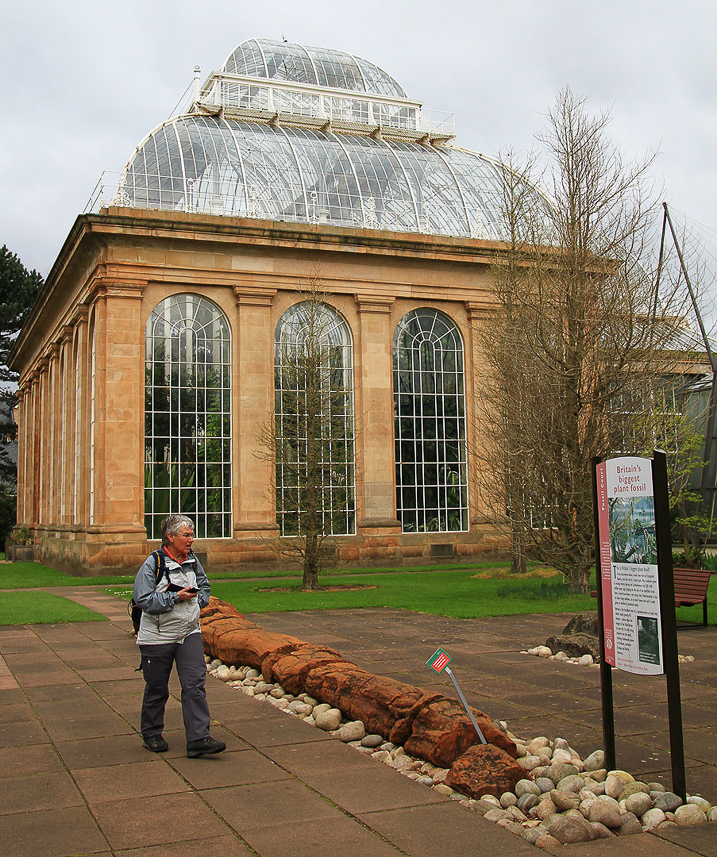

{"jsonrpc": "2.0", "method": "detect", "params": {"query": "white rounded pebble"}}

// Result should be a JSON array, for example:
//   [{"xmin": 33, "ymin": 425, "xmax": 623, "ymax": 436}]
[{"xmin": 674, "ymin": 804, "xmax": 706, "ymax": 825}]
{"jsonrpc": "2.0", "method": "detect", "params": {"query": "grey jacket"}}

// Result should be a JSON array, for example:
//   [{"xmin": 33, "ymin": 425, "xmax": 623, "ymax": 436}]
[{"xmin": 133, "ymin": 549, "xmax": 211, "ymax": 645}]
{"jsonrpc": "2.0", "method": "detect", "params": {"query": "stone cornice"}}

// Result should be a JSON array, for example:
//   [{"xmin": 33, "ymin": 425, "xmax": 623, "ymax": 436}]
[
  {"xmin": 233, "ymin": 286, "xmax": 277, "ymax": 307},
  {"xmin": 354, "ymin": 295, "xmax": 395, "ymax": 314}
]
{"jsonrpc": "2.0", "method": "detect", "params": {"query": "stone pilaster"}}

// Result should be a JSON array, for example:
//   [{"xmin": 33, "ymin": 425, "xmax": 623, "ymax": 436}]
[
  {"xmin": 354, "ymin": 295, "xmax": 400, "ymax": 530},
  {"xmin": 232, "ymin": 287, "xmax": 279, "ymax": 534},
  {"xmin": 88, "ymin": 281, "xmax": 146, "ymax": 534}
]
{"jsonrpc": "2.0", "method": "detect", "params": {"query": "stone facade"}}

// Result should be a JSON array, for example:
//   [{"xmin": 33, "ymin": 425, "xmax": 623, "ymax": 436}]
[{"xmin": 11, "ymin": 206, "xmax": 509, "ymax": 574}]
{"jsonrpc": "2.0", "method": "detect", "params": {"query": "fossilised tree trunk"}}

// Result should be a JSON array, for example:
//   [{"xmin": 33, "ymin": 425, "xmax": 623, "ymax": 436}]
[{"xmin": 200, "ymin": 597, "xmax": 516, "ymax": 768}]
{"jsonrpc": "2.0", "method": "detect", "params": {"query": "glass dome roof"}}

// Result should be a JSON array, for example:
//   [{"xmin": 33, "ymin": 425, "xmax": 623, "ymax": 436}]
[
  {"xmin": 114, "ymin": 39, "xmax": 543, "ymax": 241},
  {"xmin": 221, "ymin": 38, "xmax": 407, "ymax": 98}
]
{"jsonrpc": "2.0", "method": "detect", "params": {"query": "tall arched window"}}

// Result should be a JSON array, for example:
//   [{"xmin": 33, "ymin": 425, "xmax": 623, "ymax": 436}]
[
  {"xmin": 274, "ymin": 301, "xmax": 355, "ymax": 536},
  {"xmin": 145, "ymin": 294, "xmax": 232, "ymax": 539},
  {"xmin": 393, "ymin": 308, "xmax": 468, "ymax": 532}
]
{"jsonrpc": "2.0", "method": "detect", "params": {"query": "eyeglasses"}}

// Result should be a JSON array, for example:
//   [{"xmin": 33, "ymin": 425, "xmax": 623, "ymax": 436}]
[{"xmin": 177, "ymin": 531, "xmax": 194, "ymax": 539}]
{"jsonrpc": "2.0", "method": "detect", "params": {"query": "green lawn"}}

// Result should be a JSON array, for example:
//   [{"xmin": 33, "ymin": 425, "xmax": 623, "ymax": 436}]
[
  {"xmin": 135, "ymin": 569, "xmax": 600, "ymax": 619},
  {"xmin": 0, "ymin": 591, "xmax": 108, "ymax": 625},
  {"xmin": 2, "ymin": 557, "xmax": 715, "ymax": 626},
  {"xmin": 0, "ymin": 562, "xmax": 136, "ymax": 588}
]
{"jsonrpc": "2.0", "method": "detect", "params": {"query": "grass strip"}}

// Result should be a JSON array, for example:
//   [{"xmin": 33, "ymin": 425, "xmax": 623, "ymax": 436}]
[
  {"xmin": 164, "ymin": 570, "xmax": 598, "ymax": 619},
  {"xmin": 0, "ymin": 591, "xmax": 108, "ymax": 625}
]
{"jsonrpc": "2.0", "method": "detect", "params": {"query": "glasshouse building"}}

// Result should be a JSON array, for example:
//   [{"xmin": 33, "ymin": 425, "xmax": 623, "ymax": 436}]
[{"xmin": 11, "ymin": 38, "xmax": 537, "ymax": 573}]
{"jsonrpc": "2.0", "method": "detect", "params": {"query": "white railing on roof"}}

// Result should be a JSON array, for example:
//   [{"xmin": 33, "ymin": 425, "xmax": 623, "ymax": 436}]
[{"xmin": 193, "ymin": 71, "xmax": 455, "ymax": 137}]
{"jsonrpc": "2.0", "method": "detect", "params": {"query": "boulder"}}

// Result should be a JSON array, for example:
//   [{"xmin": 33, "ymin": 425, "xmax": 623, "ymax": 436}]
[
  {"xmin": 562, "ymin": 613, "xmax": 599, "ymax": 636},
  {"xmin": 546, "ymin": 814, "xmax": 596, "ymax": 844},
  {"xmin": 445, "ymin": 744, "xmax": 526, "ymax": 799},
  {"xmin": 404, "ymin": 696, "xmax": 517, "ymax": 768},
  {"xmin": 544, "ymin": 633, "xmax": 599, "ymax": 659}
]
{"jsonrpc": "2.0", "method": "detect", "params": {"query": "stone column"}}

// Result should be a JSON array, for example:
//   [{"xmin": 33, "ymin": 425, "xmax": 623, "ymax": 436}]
[
  {"xmin": 232, "ymin": 287, "xmax": 278, "ymax": 534},
  {"xmin": 15, "ymin": 386, "xmax": 28, "ymax": 528},
  {"xmin": 71, "ymin": 307, "xmax": 90, "ymax": 530},
  {"xmin": 354, "ymin": 295, "xmax": 400, "ymax": 531}
]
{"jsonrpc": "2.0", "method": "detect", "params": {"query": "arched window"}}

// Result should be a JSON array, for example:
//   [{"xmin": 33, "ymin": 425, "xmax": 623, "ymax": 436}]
[
  {"xmin": 145, "ymin": 294, "xmax": 232, "ymax": 539},
  {"xmin": 274, "ymin": 301, "xmax": 355, "ymax": 536},
  {"xmin": 393, "ymin": 308, "xmax": 468, "ymax": 532}
]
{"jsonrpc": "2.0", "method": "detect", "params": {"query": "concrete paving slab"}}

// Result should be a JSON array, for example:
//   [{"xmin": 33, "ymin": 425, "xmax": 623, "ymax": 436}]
[
  {"xmin": 92, "ymin": 792, "xmax": 230, "ymax": 851},
  {"xmin": 554, "ymin": 832, "xmax": 704, "ymax": 856},
  {"xmin": 290, "ymin": 763, "xmax": 452, "ymax": 814},
  {"xmin": 0, "ymin": 805, "xmax": 109, "ymax": 857},
  {"xmin": 55, "ymin": 733, "xmax": 157, "ymax": 770},
  {"xmin": 265, "ymin": 735, "xmax": 384, "ymax": 773},
  {"xmin": 0, "ymin": 702, "xmax": 36, "ymax": 724},
  {"xmin": 113, "ymin": 835, "xmax": 253, "ymax": 856},
  {"xmin": 170, "ymin": 747, "xmax": 291, "ymax": 790},
  {"xmin": 238, "ymin": 813, "xmax": 404, "ymax": 857},
  {"xmin": 0, "ymin": 744, "xmax": 64, "ymax": 778},
  {"xmin": 74, "ymin": 759, "xmax": 191, "ymax": 804},
  {"xmin": 227, "ymin": 707, "xmax": 334, "ymax": 747},
  {"xmin": 42, "ymin": 713, "xmax": 135, "ymax": 742},
  {"xmin": 0, "ymin": 771, "xmax": 84, "ymax": 814},
  {"xmin": 201, "ymin": 778, "xmax": 341, "ymax": 827},
  {"xmin": 0, "ymin": 718, "xmax": 49, "ymax": 747},
  {"xmin": 359, "ymin": 802, "xmax": 537, "ymax": 857},
  {"xmin": 654, "ymin": 823, "xmax": 717, "ymax": 856}
]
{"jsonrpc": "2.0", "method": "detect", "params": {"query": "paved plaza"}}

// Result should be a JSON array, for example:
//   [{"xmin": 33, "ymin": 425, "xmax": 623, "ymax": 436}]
[{"xmin": 0, "ymin": 588, "xmax": 715, "ymax": 856}]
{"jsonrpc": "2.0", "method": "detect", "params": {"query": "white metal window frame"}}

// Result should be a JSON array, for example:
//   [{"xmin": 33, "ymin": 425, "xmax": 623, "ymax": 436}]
[
  {"xmin": 144, "ymin": 294, "xmax": 232, "ymax": 540},
  {"xmin": 393, "ymin": 308, "xmax": 469, "ymax": 533},
  {"xmin": 274, "ymin": 301, "xmax": 356, "ymax": 537}
]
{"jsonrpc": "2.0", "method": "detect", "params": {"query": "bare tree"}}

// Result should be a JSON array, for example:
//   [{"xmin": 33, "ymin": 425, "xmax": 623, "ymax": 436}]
[
  {"xmin": 259, "ymin": 277, "xmax": 355, "ymax": 591},
  {"xmin": 475, "ymin": 89, "xmax": 693, "ymax": 592}
]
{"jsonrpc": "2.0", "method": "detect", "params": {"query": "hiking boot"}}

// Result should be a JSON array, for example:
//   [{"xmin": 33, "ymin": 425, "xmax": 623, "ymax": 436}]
[
  {"xmin": 142, "ymin": 735, "xmax": 169, "ymax": 753},
  {"xmin": 187, "ymin": 736, "xmax": 226, "ymax": 758}
]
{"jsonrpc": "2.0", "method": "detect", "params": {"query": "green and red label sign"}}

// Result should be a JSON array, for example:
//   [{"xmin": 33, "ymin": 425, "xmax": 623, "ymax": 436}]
[{"xmin": 426, "ymin": 648, "xmax": 452, "ymax": 673}]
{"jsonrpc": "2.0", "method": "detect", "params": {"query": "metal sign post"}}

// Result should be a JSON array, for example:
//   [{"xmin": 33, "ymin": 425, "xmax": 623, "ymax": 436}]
[
  {"xmin": 592, "ymin": 451, "xmax": 686, "ymax": 800},
  {"xmin": 426, "ymin": 648, "xmax": 486, "ymax": 744}
]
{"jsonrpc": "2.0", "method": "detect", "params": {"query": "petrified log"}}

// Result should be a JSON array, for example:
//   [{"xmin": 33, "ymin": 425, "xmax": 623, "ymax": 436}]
[
  {"xmin": 261, "ymin": 643, "xmax": 347, "ymax": 696},
  {"xmin": 304, "ymin": 661, "xmax": 441, "ymax": 743},
  {"xmin": 200, "ymin": 599, "xmax": 300, "ymax": 668},
  {"xmin": 404, "ymin": 695, "xmax": 517, "ymax": 768},
  {"xmin": 200, "ymin": 598, "xmax": 512, "ymax": 768},
  {"xmin": 446, "ymin": 743, "xmax": 526, "ymax": 799}
]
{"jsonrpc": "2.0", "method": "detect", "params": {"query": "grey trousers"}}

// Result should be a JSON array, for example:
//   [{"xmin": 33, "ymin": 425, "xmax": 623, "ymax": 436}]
[{"xmin": 139, "ymin": 632, "xmax": 210, "ymax": 743}]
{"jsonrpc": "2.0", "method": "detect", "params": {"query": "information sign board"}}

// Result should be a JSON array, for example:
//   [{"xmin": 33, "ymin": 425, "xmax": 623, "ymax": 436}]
[{"xmin": 595, "ymin": 456, "xmax": 663, "ymax": 675}]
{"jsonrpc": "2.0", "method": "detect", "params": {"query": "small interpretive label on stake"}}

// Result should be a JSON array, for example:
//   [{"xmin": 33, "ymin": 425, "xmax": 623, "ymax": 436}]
[{"xmin": 426, "ymin": 648, "xmax": 452, "ymax": 673}]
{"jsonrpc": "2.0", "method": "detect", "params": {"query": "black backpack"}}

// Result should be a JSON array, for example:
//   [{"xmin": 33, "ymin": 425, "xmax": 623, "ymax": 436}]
[{"xmin": 128, "ymin": 549, "xmax": 170, "ymax": 635}]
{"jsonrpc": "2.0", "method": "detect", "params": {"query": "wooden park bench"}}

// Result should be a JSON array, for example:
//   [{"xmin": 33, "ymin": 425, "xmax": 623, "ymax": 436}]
[
  {"xmin": 672, "ymin": 567, "xmax": 712, "ymax": 628},
  {"xmin": 591, "ymin": 567, "xmax": 712, "ymax": 629}
]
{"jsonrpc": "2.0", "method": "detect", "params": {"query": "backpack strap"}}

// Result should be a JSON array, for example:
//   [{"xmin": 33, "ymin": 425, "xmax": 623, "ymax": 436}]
[{"xmin": 152, "ymin": 549, "xmax": 171, "ymax": 586}]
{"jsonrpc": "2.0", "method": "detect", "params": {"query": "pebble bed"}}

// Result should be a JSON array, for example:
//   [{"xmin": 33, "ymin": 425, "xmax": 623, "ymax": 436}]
[{"xmin": 206, "ymin": 656, "xmax": 715, "ymax": 849}]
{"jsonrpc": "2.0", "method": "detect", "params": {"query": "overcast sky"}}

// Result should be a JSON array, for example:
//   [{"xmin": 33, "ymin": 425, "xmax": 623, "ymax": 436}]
[{"xmin": 2, "ymin": 0, "xmax": 717, "ymax": 288}]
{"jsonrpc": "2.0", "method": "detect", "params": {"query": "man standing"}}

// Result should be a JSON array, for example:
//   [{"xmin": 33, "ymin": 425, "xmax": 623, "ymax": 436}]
[{"xmin": 133, "ymin": 514, "xmax": 226, "ymax": 758}]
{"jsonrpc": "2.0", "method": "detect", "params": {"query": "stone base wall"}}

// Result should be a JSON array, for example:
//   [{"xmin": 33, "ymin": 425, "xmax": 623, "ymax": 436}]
[{"xmin": 30, "ymin": 524, "xmax": 510, "ymax": 576}]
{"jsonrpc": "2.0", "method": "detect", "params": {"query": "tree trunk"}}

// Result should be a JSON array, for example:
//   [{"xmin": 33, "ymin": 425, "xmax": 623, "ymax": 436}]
[
  {"xmin": 568, "ymin": 564, "xmax": 591, "ymax": 594},
  {"xmin": 511, "ymin": 526, "xmax": 527, "ymax": 575}
]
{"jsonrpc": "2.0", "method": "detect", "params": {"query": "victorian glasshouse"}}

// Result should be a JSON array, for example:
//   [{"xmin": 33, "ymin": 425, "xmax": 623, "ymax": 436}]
[{"xmin": 10, "ymin": 38, "xmax": 708, "ymax": 574}]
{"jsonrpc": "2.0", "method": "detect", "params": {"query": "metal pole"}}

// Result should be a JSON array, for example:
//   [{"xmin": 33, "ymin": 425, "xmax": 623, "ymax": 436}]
[
  {"xmin": 652, "ymin": 450, "xmax": 687, "ymax": 800},
  {"xmin": 444, "ymin": 667, "xmax": 487, "ymax": 744}
]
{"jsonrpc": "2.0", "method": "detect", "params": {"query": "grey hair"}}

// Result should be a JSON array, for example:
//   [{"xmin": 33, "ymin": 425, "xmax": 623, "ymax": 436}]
[{"xmin": 160, "ymin": 515, "xmax": 195, "ymax": 546}]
